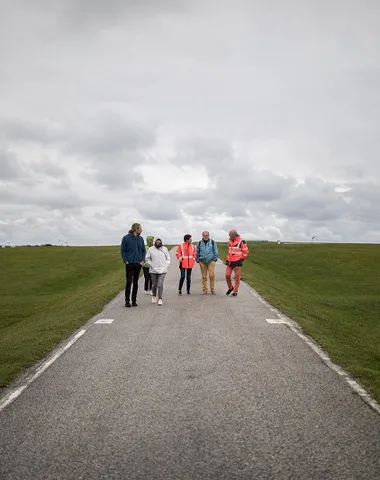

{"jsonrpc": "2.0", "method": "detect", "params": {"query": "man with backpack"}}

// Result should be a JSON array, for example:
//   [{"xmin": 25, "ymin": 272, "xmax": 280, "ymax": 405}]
[{"xmin": 196, "ymin": 231, "xmax": 219, "ymax": 294}]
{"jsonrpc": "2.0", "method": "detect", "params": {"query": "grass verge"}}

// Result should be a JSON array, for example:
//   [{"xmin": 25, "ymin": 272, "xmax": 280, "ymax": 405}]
[
  {"xmin": 0, "ymin": 246, "xmax": 122, "ymax": 387},
  {"xmin": 218, "ymin": 242, "xmax": 380, "ymax": 403}
]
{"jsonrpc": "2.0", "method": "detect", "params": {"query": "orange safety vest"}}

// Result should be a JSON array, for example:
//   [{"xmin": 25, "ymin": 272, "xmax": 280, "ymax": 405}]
[
  {"xmin": 176, "ymin": 242, "xmax": 197, "ymax": 269},
  {"xmin": 227, "ymin": 236, "xmax": 249, "ymax": 264}
]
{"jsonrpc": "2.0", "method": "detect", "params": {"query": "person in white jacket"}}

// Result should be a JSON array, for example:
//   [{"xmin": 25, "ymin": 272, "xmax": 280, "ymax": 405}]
[{"xmin": 145, "ymin": 238, "xmax": 171, "ymax": 305}]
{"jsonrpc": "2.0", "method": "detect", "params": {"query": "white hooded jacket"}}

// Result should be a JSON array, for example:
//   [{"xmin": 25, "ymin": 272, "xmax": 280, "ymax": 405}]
[{"xmin": 145, "ymin": 245, "xmax": 171, "ymax": 274}]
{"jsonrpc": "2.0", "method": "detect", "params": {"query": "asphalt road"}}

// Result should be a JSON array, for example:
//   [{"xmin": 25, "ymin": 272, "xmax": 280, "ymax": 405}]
[{"xmin": 1, "ymin": 253, "xmax": 380, "ymax": 479}]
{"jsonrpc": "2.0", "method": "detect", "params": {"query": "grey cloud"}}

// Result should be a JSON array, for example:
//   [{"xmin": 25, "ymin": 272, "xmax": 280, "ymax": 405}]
[
  {"xmin": 90, "ymin": 159, "xmax": 145, "ymax": 189},
  {"xmin": 0, "ymin": 148, "xmax": 24, "ymax": 180},
  {"xmin": 65, "ymin": 111, "xmax": 156, "ymax": 188},
  {"xmin": 174, "ymin": 138, "xmax": 234, "ymax": 176},
  {"xmin": 0, "ymin": 181, "xmax": 87, "ymax": 211},
  {"xmin": 4, "ymin": 0, "xmax": 190, "ymax": 39},
  {"xmin": 272, "ymin": 178, "xmax": 347, "ymax": 222},
  {"xmin": 136, "ymin": 193, "xmax": 182, "ymax": 221},
  {"xmin": 215, "ymin": 169, "xmax": 294, "ymax": 203},
  {"xmin": 0, "ymin": 117, "xmax": 65, "ymax": 144},
  {"xmin": 68, "ymin": 111, "xmax": 155, "ymax": 157}
]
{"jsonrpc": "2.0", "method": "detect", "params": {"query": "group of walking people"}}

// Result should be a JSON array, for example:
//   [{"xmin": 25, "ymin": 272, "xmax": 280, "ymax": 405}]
[{"xmin": 120, "ymin": 223, "xmax": 249, "ymax": 307}]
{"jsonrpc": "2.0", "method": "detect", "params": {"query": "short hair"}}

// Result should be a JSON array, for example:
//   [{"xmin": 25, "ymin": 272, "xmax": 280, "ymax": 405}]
[{"xmin": 184, "ymin": 234, "xmax": 192, "ymax": 242}]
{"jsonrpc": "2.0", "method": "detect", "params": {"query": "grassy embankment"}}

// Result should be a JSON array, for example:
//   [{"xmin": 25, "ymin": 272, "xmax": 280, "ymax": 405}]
[
  {"xmin": 218, "ymin": 242, "xmax": 380, "ymax": 402},
  {"xmin": 0, "ymin": 246, "xmax": 122, "ymax": 387}
]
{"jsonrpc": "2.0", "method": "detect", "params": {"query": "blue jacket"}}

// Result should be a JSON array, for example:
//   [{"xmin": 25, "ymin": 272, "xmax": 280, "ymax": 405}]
[
  {"xmin": 121, "ymin": 233, "xmax": 146, "ymax": 264},
  {"xmin": 196, "ymin": 238, "xmax": 218, "ymax": 264}
]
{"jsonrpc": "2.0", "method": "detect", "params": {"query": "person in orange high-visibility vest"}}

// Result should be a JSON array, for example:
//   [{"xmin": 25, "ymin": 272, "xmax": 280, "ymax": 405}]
[
  {"xmin": 175, "ymin": 234, "xmax": 197, "ymax": 294},
  {"xmin": 225, "ymin": 229, "xmax": 249, "ymax": 296}
]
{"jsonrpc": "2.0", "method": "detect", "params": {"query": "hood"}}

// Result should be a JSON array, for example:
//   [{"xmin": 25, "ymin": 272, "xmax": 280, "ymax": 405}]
[{"xmin": 146, "ymin": 235, "xmax": 154, "ymax": 247}]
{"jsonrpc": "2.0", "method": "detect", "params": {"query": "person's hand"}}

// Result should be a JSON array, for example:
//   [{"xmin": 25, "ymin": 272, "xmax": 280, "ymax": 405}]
[
  {"xmin": 125, "ymin": 261, "xmax": 129, "ymax": 265},
  {"xmin": 140, "ymin": 261, "xmax": 144, "ymax": 265}
]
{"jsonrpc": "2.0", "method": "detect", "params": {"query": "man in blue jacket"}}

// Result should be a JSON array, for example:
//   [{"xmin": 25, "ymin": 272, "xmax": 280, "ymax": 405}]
[
  {"xmin": 196, "ymin": 231, "xmax": 218, "ymax": 294},
  {"xmin": 120, "ymin": 222, "xmax": 146, "ymax": 307}
]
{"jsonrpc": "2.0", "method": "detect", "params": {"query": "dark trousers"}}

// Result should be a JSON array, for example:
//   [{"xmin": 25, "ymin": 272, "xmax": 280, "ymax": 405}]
[
  {"xmin": 142, "ymin": 266, "xmax": 152, "ymax": 291},
  {"xmin": 179, "ymin": 267, "xmax": 192, "ymax": 293},
  {"xmin": 125, "ymin": 263, "xmax": 142, "ymax": 302}
]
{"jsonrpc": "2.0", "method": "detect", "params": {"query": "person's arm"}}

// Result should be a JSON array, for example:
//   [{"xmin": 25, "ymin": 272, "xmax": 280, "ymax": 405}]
[
  {"xmin": 165, "ymin": 248, "xmax": 171, "ymax": 267},
  {"xmin": 241, "ymin": 240, "xmax": 249, "ymax": 259},
  {"xmin": 213, "ymin": 241, "xmax": 218, "ymax": 261},
  {"xmin": 145, "ymin": 248, "xmax": 152, "ymax": 267},
  {"xmin": 196, "ymin": 241, "xmax": 200, "ymax": 262},
  {"xmin": 140, "ymin": 238, "xmax": 146, "ymax": 264},
  {"xmin": 175, "ymin": 244, "xmax": 182, "ymax": 261},
  {"xmin": 121, "ymin": 237, "xmax": 128, "ymax": 264}
]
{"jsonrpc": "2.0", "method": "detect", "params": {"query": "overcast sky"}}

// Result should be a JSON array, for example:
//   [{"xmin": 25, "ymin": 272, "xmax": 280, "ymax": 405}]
[{"xmin": 1, "ymin": 0, "xmax": 379, "ymax": 245}]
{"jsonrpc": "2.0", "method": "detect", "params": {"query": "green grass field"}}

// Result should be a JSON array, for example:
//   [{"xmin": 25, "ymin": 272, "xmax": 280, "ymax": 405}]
[
  {"xmin": 0, "ymin": 246, "xmax": 122, "ymax": 388},
  {"xmin": 218, "ymin": 242, "xmax": 380, "ymax": 402},
  {"xmin": 1, "ymin": 243, "xmax": 380, "ymax": 405}
]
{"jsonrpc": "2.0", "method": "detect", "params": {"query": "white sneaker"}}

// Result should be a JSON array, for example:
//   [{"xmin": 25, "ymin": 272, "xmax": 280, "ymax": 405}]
[
  {"xmin": 144, "ymin": 290, "xmax": 149, "ymax": 295},
  {"xmin": 158, "ymin": 299, "xmax": 163, "ymax": 306},
  {"xmin": 151, "ymin": 297, "xmax": 157, "ymax": 304},
  {"xmin": 149, "ymin": 291, "xmax": 153, "ymax": 295}
]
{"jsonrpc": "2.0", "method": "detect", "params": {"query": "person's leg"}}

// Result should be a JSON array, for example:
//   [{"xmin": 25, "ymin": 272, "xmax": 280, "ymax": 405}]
[
  {"xmin": 199, "ymin": 262, "xmax": 208, "ymax": 293},
  {"xmin": 131, "ymin": 264, "xmax": 142, "ymax": 304},
  {"xmin": 148, "ymin": 272, "xmax": 153, "ymax": 291},
  {"xmin": 125, "ymin": 264, "xmax": 133, "ymax": 305},
  {"xmin": 209, "ymin": 261, "xmax": 216, "ymax": 293},
  {"xmin": 225, "ymin": 265, "xmax": 233, "ymax": 294},
  {"xmin": 143, "ymin": 267, "xmax": 150, "ymax": 291},
  {"xmin": 186, "ymin": 268, "xmax": 192, "ymax": 294},
  {"xmin": 157, "ymin": 273, "xmax": 166, "ymax": 300},
  {"xmin": 233, "ymin": 267, "xmax": 241, "ymax": 294},
  {"xmin": 178, "ymin": 266, "xmax": 185, "ymax": 293},
  {"xmin": 151, "ymin": 273, "xmax": 158, "ymax": 297}
]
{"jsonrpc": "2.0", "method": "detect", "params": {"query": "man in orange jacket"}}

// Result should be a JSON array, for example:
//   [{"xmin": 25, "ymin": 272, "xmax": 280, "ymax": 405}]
[
  {"xmin": 225, "ymin": 229, "xmax": 249, "ymax": 297},
  {"xmin": 175, "ymin": 234, "xmax": 197, "ymax": 294}
]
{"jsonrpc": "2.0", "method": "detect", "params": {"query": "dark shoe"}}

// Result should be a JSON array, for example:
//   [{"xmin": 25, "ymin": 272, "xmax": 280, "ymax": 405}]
[
  {"xmin": 226, "ymin": 288, "xmax": 233, "ymax": 295},
  {"xmin": 132, "ymin": 301, "xmax": 138, "ymax": 307},
  {"xmin": 125, "ymin": 301, "xmax": 131, "ymax": 307},
  {"xmin": 232, "ymin": 292, "xmax": 238, "ymax": 297},
  {"xmin": 211, "ymin": 290, "xmax": 216, "ymax": 295},
  {"xmin": 178, "ymin": 290, "xmax": 182, "ymax": 295},
  {"xmin": 187, "ymin": 291, "xmax": 191, "ymax": 295}
]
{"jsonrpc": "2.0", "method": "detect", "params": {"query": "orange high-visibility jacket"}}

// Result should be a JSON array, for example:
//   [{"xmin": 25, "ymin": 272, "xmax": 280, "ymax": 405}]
[
  {"xmin": 226, "ymin": 236, "xmax": 249, "ymax": 266},
  {"xmin": 175, "ymin": 242, "xmax": 197, "ymax": 269}
]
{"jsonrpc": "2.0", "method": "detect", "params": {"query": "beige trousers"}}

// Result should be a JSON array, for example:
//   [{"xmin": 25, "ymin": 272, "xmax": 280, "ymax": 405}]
[{"xmin": 199, "ymin": 261, "xmax": 216, "ymax": 292}]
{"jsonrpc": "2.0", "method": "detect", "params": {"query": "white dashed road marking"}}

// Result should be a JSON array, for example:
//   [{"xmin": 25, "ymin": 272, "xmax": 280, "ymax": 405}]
[
  {"xmin": 266, "ymin": 318, "xmax": 286, "ymax": 324},
  {"xmin": 95, "ymin": 319, "xmax": 114, "ymax": 324}
]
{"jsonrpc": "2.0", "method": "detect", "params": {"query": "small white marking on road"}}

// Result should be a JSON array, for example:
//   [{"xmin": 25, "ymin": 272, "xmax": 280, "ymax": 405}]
[
  {"xmin": 266, "ymin": 318, "xmax": 286, "ymax": 324},
  {"xmin": 95, "ymin": 319, "xmax": 114, "ymax": 324},
  {"xmin": 0, "ymin": 329, "xmax": 86, "ymax": 412}
]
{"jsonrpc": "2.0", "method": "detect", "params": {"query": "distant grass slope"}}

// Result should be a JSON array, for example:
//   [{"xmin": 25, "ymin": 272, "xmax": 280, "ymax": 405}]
[
  {"xmin": 218, "ymin": 242, "xmax": 380, "ymax": 402},
  {"xmin": 0, "ymin": 246, "xmax": 122, "ymax": 387}
]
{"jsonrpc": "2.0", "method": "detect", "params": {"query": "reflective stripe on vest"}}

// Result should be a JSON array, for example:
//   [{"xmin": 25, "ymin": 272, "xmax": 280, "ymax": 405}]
[
  {"xmin": 230, "ymin": 240, "xmax": 242, "ymax": 255},
  {"xmin": 181, "ymin": 244, "xmax": 195, "ymax": 259}
]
